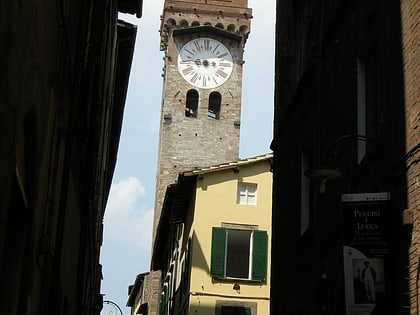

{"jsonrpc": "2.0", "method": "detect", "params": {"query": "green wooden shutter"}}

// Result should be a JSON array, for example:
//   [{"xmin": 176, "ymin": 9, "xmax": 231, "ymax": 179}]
[
  {"xmin": 211, "ymin": 227, "xmax": 226, "ymax": 278},
  {"xmin": 160, "ymin": 285, "xmax": 168, "ymax": 315},
  {"xmin": 251, "ymin": 230, "xmax": 268, "ymax": 281}
]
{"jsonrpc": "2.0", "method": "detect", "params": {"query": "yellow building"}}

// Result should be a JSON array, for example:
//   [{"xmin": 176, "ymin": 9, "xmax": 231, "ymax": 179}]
[{"xmin": 139, "ymin": 153, "xmax": 272, "ymax": 315}]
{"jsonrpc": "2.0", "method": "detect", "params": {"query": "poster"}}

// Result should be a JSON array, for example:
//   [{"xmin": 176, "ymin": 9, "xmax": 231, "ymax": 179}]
[{"xmin": 341, "ymin": 192, "xmax": 390, "ymax": 315}]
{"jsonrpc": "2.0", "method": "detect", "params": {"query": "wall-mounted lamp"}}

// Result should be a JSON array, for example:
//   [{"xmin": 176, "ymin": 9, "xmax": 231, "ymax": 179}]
[
  {"xmin": 103, "ymin": 300, "xmax": 123, "ymax": 315},
  {"xmin": 233, "ymin": 283, "xmax": 240, "ymax": 291},
  {"xmin": 305, "ymin": 167, "xmax": 341, "ymax": 193}
]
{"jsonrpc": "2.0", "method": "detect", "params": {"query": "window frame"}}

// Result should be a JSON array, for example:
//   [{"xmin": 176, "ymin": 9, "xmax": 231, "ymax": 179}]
[
  {"xmin": 237, "ymin": 182, "xmax": 257, "ymax": 205},
  {"xmin": 215, "ymin": 301, "xmax": 257, "ymax": 315},
  {"xmin": 210, "ymin": 226, "xmax": 268, "ymax": 282}
]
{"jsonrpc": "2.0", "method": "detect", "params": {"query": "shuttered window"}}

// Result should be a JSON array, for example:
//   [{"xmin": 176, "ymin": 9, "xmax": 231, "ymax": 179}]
[
  {"xmin": 210, "ymin": 227, "xmax": 268, "ymax": 281},
  {"xmin": 160, "ymin": 285, "xmax": 168, "ymax": 315},
  {"xmin": 211, "ymin": 227, "xmax": 226, "ymax": 278},
  {"xmin": 252, "ymin": 230, "xmax": 268, "ymax": 281}
]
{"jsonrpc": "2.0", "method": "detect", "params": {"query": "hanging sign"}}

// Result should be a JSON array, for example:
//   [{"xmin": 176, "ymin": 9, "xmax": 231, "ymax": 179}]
[{"xmin": 341, "ymin": 192, "xmax": 390, "ymax": 315}]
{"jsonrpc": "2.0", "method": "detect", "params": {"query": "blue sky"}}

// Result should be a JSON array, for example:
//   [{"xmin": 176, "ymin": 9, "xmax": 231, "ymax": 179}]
[{"xmin": 99, "ymin": 1, "xmax": 276, "ymax": 313}]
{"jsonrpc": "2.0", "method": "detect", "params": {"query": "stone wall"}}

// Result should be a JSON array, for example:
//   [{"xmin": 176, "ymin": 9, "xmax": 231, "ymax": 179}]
[
  {"xmin": 152, "ymin": 0, "xmax": 252, "ymax": 243},
  {"xmin": 401, "ymin": 0, "xmax": 420, "ymax": 313}
]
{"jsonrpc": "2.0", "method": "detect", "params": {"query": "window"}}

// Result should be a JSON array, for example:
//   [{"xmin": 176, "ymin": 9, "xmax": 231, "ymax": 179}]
[
  {"xmin": 216, "ymin": 301, "xmax": 256, "ymax": 315},
  {"xmin": 221, "ymin": 306, "xmax": 251, "ymax": 315},
  {"xmin": 185, "ymin": 89, "xmax": 198, "ymax": 117},
  {"xmin": 300, "ymin": 152, "xmax": 311, "ymax": 235},
  {"xmin": 237, "ymin": 183, "xmax": 257, "ymax": 205},
  {"xmin": 357, "ymin": 58, "xmax": 367, "ymax": 164},
  {"xmin": 210, "ymin": 227, "xmax": 268, "ymax": 281},
  {"xmin": 357, "ymin": 49, "xmax": 380, "ymax": 164},
  {"xmin": 208, "ymin": 92, "xmax": 221, "ymax": 120}
]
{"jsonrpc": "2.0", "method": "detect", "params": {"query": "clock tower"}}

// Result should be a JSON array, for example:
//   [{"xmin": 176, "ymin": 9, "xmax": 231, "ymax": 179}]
[{"xmin": 153, "ymin": 0, "xmax": 253, "ymax": 242}]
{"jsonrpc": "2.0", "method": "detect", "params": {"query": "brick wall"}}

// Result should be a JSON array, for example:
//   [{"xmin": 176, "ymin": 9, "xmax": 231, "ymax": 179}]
[
  {"xmin": 148, "ymin": 2, "xmax": 252, "ymax": 313},
  {"xmin": 152, "ymin": 0, "xmax": 252, "ymax": 243},
  {"xmin": 401, "ymin": 0, "xmax": 420, "ymax": 312}
]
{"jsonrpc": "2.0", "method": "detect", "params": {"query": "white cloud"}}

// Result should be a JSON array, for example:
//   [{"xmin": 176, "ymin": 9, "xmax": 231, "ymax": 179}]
[
  {"xmin": 104, "ymin": 177, "xmax": 153, "ymax": 252},
  {"xmin": 106, "ymin": 177, "xmax": 145, "ymax": 212}
]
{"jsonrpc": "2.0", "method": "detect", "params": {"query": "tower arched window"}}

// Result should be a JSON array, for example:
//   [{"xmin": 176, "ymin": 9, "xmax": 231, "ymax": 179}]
[
  {"xmin": 208, "ymin": 92, "xmax": 221, "ymax": 120},
  {"xmin": 185, "ymin": 89, "xmax": 199, "ymax": 118}
]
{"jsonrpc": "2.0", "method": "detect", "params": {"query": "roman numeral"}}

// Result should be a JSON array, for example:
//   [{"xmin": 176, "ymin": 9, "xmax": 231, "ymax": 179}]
[
  {"xmin": 204, "ymin": 39, "xmax": 210, "ymax": 50},
  {"xmin": 216, "ymin": 69, "xmax": 228, "ymax": 78},
  {"xmin": 213, "ymin": 44, "xmax": 220, "ymax": 53},
  {"xmin": 193, "ymin": 40, "xmax": 201, "ymax": 51},
  {"xmin": 182, "ymin": 66, "xmax": 194, "ymax": 75},
  {"xmin": 219, "ymin": 62, "xmax": 231, "ymax": 67},
  {"xmin": 190, "ymin": 73, "xmax": 199, "ymax": 84},
  {"xmin": 218, "ymin": 52, "xmax": 229, "ymax": 58},
  {"xmin": 184, "ymin": 49, "xmax": 195, "ymax": 57}
]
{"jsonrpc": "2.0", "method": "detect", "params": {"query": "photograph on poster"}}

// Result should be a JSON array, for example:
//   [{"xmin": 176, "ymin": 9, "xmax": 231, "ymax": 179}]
[{"xmin": 352, "ymin": 258, "xmax": 385, "ymax": 304}]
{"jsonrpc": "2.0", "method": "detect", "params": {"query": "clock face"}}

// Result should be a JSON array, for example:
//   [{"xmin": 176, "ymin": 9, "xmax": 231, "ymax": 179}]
[{"xmin": 178, "ymin": 38, "xmax": 233, "ymax": 89}]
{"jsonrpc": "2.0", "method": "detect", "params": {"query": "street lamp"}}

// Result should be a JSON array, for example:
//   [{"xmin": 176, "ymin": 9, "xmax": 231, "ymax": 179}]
[{"xmin": 103, "ymin": 300, "xmax": 123, "ymax": 315}]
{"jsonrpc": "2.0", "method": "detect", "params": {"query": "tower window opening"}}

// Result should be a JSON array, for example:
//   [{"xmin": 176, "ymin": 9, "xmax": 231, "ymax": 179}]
[
  {"xmin": 208, "ymin": 92, "xmax": 221, "ymax": 120},
  {"xmin": 185, "ymin": 90, "xmax": 199, "ymax": 118},
  {"xmin": 227, "ymin": 24, "xmax": 236, "ymax": 32}
]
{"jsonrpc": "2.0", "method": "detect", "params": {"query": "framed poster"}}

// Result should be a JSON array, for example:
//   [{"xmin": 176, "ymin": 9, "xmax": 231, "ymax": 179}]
[{"xmin": 341, "ymin": 193, "xmax": 390, "ymax": 315}]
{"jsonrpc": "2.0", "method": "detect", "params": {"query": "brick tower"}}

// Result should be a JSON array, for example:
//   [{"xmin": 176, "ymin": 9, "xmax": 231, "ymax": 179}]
[{"xmin": 152, "ymin": 0, "xmax": 252, "ymax": 243}]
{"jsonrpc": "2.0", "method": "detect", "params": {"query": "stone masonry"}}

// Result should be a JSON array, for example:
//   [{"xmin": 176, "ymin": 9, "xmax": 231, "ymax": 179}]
[
  {"xmin": 401, "ymin": 0, "xmax": 420, "ymax": 313},
  {"xmin": 147, "ymin": 2, "xmax": 252, "ymax": 315},
  {"xmin": 152, "ymin": 0, "xmax": 252, "ymax": 244}
]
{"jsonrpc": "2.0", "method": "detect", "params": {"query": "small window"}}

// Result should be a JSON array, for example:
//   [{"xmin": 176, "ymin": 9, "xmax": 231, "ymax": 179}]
[
  {"xmin": 238, "ymin": 25, "xmax": 248, "ymax": 34},
  {"xmin": 211, "ymin": 227, "xmax": 268, "ymax": 281},
  {"xmin": 227, "ymin": 24, "xmax": 236, "ymax": 32},
  {"xmin": 185, "ymin": 90, "xmax": 198, "ymax": 117},
  {"xmin": 237, "ymin": 183, "xmax": 257, "ymax": 205},
  {"xmin": 208, "ymin": 92, "xmax": 221, "ymax": 120},
  {"xmin": 221, "ymin": 306, "xmax": 251, "ymax": 315},
  {"xmin": 300, "ymin": 153, "xmax": 310, "ymax": 235},
  {"xmin": 180, "ymin": 20, "xmax": 189, "ymax": 28}
]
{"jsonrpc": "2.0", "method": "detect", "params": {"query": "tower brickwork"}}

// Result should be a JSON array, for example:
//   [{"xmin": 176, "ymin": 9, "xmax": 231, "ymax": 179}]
[{"xmin": 152, "ymin": 0, "xmax": 252, "ymax": 243}]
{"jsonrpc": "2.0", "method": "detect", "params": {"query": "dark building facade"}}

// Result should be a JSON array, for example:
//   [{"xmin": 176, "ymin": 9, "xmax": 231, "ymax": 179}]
[
  {"xmin": 271, "ymin": 0, "xmax": 418, "ymax": 314},
  {"xmin": 0, "ymin": 1, "xmax": 142, "ymax": 314}
]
